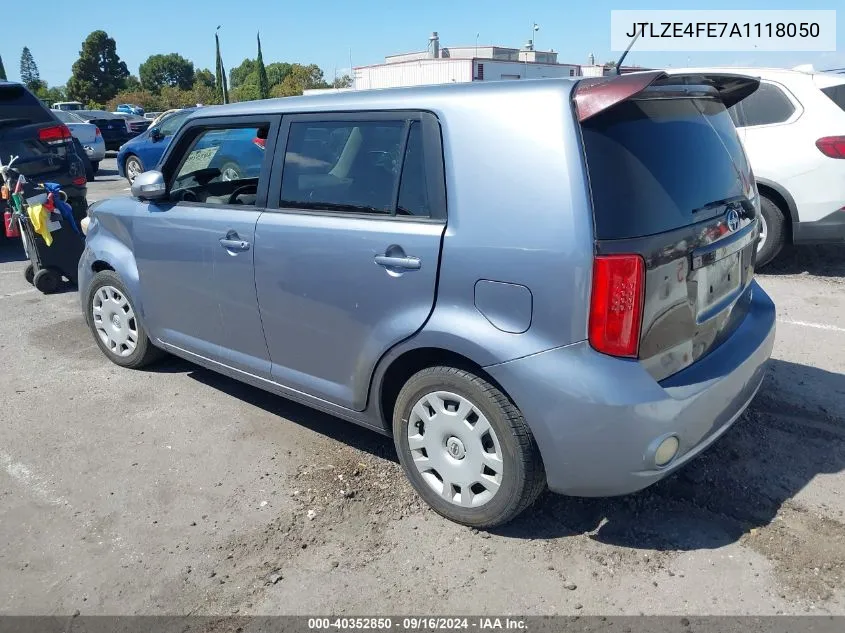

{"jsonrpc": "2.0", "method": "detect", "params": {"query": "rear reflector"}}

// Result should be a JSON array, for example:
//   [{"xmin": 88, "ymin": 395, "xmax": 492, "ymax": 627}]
[
  {"xmin": 589, "ymin": 254, "xmax": 645, "ymax": 358},
  {"xmin": 72, "ymin": 176, "xmax": 87, "ymax": 186},
  {"xmin": 38, "ymin": 124, "xmax": 72, "ymax": 144},
  {"xmin": 816, "ymin": 136, "xmax": 845, "ymax": 158}
]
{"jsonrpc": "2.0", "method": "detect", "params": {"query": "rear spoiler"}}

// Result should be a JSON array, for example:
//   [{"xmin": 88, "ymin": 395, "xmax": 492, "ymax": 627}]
[{"xmin": 573, "ymin": 71, "xmax": 760, "ymax": 122}]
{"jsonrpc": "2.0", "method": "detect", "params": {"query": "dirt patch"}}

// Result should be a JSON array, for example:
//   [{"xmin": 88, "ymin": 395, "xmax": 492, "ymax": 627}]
[
  {"xmin": 743, "ymin": 502, "xmax": 845, "ymax": 603},
  {"xmin": 184, "ymin": 441, "xmax": 428, "ymax": 614}
]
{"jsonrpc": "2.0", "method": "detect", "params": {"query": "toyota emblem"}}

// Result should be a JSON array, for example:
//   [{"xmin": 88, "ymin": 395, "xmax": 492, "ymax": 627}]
[{"xmin": 726, "ymin": 208, "xmax": 740, "ymax": 233}]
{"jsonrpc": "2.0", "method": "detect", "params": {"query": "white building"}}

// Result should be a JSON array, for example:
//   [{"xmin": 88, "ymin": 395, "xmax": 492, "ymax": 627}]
[{"xmin": 354, "ymin": 32, "xmax": 585, "ymax": 91}]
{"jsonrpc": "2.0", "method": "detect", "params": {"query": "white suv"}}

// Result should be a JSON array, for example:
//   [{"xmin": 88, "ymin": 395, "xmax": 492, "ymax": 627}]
[{"xmin": 670, "ymin": 67, "xmax": 845, "ymax": 266}]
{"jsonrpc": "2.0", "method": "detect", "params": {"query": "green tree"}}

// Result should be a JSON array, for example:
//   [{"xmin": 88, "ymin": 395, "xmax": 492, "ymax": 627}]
[
  {"xmin": 35, "ymin": 84, "xmax": 67, "ymax": 104},
  {"xmin": 194, "ymin": 68, "xmax": 215, "ymax": 89},
  {"xmin": 20, "ymin": 46, "xmax": 42, "ymax": 91},
  {"xmin": 139, "ymin": 53, "xmax": 195, "ymax": 92},
  {"xmin": 332, "ymin": 74, "xmax": 353, "ymax": 88},
  {"xmin": 229, "ymin": 58, "xmax": 257, "ymax": 89},
  {"xmin": 256, "ymin": 33, "xmax": 269, "ymax": 100},
  {"xmin": 124, "ymin": 75, "xmax": 142, "ymax": 91},
  {"xmin": 266, "ymin": 62, "xmax": 292, "ymax": 89},
  {"xmin": 214, "ymin": 31, "xmax": 229, "ymax": 104},
  {"xmin": 66, "ymin": 31, "xmax": 129, "ymax": 104},
  {"xmin": 270, "ymin": 64, "xmax": 326, "ymax": 97},
  {"xmin": 0, "ymin": 55, "xmax": 6, "ymax": 81}
]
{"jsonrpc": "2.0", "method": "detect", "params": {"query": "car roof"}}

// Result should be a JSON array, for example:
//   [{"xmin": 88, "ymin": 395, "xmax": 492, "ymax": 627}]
[{"xmin": 185, "ymin": 78, "xmax": 578, "ymax": 121}]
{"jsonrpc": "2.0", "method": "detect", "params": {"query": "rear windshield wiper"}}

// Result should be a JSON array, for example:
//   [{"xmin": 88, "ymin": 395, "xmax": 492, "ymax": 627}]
[
  {"xmin": 691, "ymin": 196, "xmax": 745, "ymax": 214},
  {"xmin": 0, "ymin": 118, "xmax": 31, "ymax": 129}
]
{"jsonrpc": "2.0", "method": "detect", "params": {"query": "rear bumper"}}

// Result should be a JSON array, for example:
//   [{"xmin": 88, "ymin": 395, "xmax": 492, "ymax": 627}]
[
  {"xmin": 793, "ymin": 208, "xmax": 845, "ymax": 244},
  {"xmin": 84, "ymin": 137, "xmax": 106, "ymax": 162},
  {"xmin": 485, "ymin": 281, "xmax": 776, "ymax": 497}
]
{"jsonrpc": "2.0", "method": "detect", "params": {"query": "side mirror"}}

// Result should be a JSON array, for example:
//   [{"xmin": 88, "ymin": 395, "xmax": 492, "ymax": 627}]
[
  {"xmin": 131, "ymin": 170, "xmax": 167, "ymax": 200},
  {"xmin": 149, "ymin": 128, "xmax": 163, "ymax": 142}
]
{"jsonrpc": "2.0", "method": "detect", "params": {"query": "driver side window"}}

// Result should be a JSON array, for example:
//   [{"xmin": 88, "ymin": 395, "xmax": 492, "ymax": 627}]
[{"xmin": 169, "ymin": 124, "xmax": 269, "ymax": 206}]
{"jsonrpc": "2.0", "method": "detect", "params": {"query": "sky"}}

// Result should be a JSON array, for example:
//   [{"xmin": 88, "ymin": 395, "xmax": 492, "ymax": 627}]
[{"xmin": 2, "ymin": 0, "xmax": 844, "ymax": 87}]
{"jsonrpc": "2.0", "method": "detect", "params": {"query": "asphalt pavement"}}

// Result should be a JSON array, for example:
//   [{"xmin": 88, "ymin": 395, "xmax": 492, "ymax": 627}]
[{"xmin": 0, "ymin": 171, "xmax": 843, "ymax": 616}]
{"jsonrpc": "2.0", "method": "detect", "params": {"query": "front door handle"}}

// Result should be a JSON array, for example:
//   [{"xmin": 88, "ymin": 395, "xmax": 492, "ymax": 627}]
[
  {"xmin": 374, "ymin": 254, "xmax": 421, "ymax": 270},
  {"xmin": 220, "ymin": 237, "xmax": 251, "ymax": 252}
]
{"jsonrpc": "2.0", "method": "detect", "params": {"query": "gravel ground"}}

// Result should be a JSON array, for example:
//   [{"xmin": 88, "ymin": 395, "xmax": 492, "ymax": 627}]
[{"xmin": 0, "ymin": 168, "xmax": 843, "ymax": 615}]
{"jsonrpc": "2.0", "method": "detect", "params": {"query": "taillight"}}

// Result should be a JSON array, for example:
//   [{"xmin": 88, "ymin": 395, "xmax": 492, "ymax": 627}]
[
  {"xmin": 73, "ymin": 176, "xmax": 87, "ymax": 186},
  {"xmin": 95, "ymin": 127, "xmax": 102, "ymax": 137},
  {"xmin": 38, "ymin": 124, "xmax": 72, "ymax": 144},
  {"xmin": 589, "ymin": 254, "xmax": 645, "ymax": 358},
  {"xmin": 816, "ymin": 136, "xmax": 845, "ymax": 159}
]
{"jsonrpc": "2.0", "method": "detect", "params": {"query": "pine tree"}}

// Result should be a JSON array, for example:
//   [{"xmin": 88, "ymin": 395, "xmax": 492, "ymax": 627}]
[
  {"xmin": 0, "ymin": 55, "xmax": 7, "ymax": 81},
  {"xmin": 215, "ymin": 30, "xmax": 229, "ymax": 104},
  {"xmin": 20, "ymin": 46, "xmax": 41, "ymax": 90},
  {"xmin": 66, "ymin": 31, "xmax": 129, "ymax": 104},
  {"xmin": 257, "ymin": 33, "xmax": 269, "ymax": 100}
]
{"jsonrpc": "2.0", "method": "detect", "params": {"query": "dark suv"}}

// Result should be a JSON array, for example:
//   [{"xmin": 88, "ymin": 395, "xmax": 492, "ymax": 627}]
[{"xmin": 0, "ymin": 81, "xmax": 88, "ymax": 224}]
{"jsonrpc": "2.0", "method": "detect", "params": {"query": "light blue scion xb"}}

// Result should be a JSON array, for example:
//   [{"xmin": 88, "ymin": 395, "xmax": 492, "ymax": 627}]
[{"xmin": 79, "ymin": 71, "xmax": 776, "ymax": 527}]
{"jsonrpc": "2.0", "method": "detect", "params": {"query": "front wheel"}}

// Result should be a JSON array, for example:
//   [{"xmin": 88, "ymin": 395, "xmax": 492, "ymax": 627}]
[
  {"xmin": 393, "ymin": 366, "xmax": 546, "ymax": 528},
  {"xmin": 84, "ymin": 270, "xmax": 162, "ymax": 368}
]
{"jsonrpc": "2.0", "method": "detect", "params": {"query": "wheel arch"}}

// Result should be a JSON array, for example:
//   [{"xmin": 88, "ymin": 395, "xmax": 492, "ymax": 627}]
[
  {"xmin": 372, "ymin": 345, "xmax": 513, "ymax": 435},
  {"xmin": 755, "ymin": 178, "xmax": 798, "ymax": 240}
]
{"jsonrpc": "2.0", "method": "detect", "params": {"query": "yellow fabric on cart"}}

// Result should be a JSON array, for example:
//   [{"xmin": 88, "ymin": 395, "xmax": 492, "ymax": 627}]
[{"xmin": 27, "ymin": 203, "xmax": 53, "ymax": 247}]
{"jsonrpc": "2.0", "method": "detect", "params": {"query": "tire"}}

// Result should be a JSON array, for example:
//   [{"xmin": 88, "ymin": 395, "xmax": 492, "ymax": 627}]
[
  {"xmin": 393, "ymin": 366, "xmax": 546, "ymax": 528},
  {"xmin": 24, "ymin": 263, "xmax": 35, "ymax": 285},
  {"xmin": 84, "ymin": 270, "xmax": 163, "ymax": 369},
  {"xmin": 33, "ymin": 268, "xmax": 60, "ymax": 294},
  {"xmin": 219, "ymin": 161, "xmax": 241, "ymax": 182},
  {"xmin": 756, "ymin": 195, "xmax": 787, "ymax": 268},
  {"xmin": 124, "ymin": 155, "xmax": 143, "ymax": 184},
  {"xmin": 92, "ymin": 161, "xmax": 100, "ymax": 174}
]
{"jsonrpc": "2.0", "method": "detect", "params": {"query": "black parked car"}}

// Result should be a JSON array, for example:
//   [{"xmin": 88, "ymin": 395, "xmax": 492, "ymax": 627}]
[
  {"xmin": 0, "ymin": 81, "xmax": 88, "ymax": 222},
  {"xmin": 72, "ymin": 110, "xmax": 130, "ymax": 151}
]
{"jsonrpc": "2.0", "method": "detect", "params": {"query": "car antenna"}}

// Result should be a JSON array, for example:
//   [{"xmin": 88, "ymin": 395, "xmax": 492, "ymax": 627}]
[{"xmin": 615, "ymin": 25, "xmax": 642, "ymax": 76}]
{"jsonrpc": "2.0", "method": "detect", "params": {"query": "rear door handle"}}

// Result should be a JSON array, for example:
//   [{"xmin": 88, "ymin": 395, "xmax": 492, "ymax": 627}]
[
  {"xmin": 220, "ymin": 237, "xmax": 251, "ymax": 252},
  {"xmin": 374, "ymin": 254, "xmax": 421, "ymax": 270}
]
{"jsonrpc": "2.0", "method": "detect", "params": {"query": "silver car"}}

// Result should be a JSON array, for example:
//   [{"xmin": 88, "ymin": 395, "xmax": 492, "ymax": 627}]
[
  {"xmin": 53, "ymin": 109, "xmax": 106, "ymax": 172},
  {"xmin": 78, "ymin": 72, "xmax": 776, "ymax": 527}
]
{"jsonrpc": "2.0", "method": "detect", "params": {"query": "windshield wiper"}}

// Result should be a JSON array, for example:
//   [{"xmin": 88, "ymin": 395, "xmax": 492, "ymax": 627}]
[{"xmin": 0, "ymin": 118, "xmax": 31, "ymax": 129}]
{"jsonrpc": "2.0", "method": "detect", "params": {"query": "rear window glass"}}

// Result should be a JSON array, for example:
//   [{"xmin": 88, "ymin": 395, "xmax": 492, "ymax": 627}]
[
  {"xmin": 821, "ymin": 84, "xmax": 845, "ymax": 112},
  {"xmin": 739, "ymin": 82, "xmax": 795, "ymax": 126},
  {"xmin": 582, "ymin": 97, "xmax": 748, "ymax": 240},
  {"xmin": 0, "ymin": 85, "xmax": 53, "ymax": 126}
]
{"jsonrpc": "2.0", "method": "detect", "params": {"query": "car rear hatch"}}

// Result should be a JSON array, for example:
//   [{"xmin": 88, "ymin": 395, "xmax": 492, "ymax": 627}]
[
  {"xmin": 576, "ymin": 71, "xmax": 762, "ymax": 381},
  {"xmin": 127, "ymin": 119, "xmax": 151, "ymax": 135},
  {"xmin": 86, "ymin": 115, "xmax": 126, "ymax": 144},
  {"xmin": 0, "ymin": 83, "xmax": 82, "ymax": 181}
]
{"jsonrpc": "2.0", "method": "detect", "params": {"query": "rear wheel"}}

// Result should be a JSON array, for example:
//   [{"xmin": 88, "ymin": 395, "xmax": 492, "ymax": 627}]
[
  {"xmin": 756, "ymin": 195, "xmax": 786, "ymax": 268},
  {"xmin": 92, "ymin": 161, "xmax": 100, "ymax": 174},
  {"xmin": 393, "ymin": 366, "xmax": 546, "ymax": 528},
  {"xmin": 33, "ymin": 268, "xmax": 60, "ymax": 294},
  {"xmin": 124, "ymin": 155, "xmax": 143, "ymax": 183},
  {"xmin": 24, "ymin": 263, "xmax": 35, "ymax": 285}
]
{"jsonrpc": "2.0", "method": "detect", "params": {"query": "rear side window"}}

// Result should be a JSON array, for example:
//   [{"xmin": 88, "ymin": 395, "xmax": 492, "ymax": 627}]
[
  {"xmin": 738, "ymin": 82, "xmax": 795, "ymax": 126},
  {"xmin": 821, "ymin": 84, "xmax": 845, "ymax": 112},
  {"xmin": 582, "ymin": 97, "xmax": 749, "ymax": 240},
  {"xmin": 280, "ymin": 119, "xmax": 431, "ymax": 217},
  {"xmin": 0, "ymin": 85, "xmax": 53, "ymax": 126}
]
